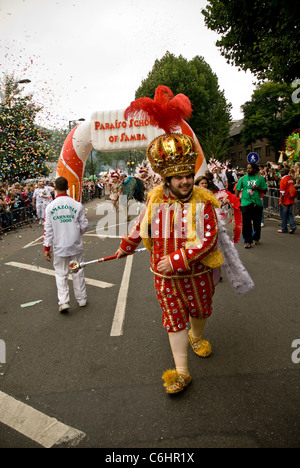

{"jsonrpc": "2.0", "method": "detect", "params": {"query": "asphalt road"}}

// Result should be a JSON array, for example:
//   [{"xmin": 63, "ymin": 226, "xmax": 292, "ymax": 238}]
[{"xmin": 0, "ymin": 198, "xmax": 299, "ymax": 449}]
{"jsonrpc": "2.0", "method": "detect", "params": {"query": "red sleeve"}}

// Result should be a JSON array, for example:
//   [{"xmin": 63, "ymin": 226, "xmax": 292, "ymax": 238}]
[
  {"xmin": 280, "ymin": 177, "xmax": 288, "ymax": 204},
  {"xmin": 119, "ymin": 206, "xmax": 145, "ymax": 254}
]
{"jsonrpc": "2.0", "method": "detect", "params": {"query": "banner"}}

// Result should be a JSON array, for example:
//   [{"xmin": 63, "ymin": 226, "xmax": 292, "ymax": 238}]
[{"xmin": 91, "ymin": 109, "xmax": 164, "ymax": 152}]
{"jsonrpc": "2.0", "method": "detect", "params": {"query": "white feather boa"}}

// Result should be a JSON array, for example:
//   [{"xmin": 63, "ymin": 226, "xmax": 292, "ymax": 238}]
[{"xmin": 217, "ymin": 212, "xmax": 255, "ymax": 296}]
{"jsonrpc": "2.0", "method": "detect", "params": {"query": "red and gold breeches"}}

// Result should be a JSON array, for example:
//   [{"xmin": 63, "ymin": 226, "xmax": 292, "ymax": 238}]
[{"xmin": 154, "ymin": 270, "xmax": 215, "ymax": 333}]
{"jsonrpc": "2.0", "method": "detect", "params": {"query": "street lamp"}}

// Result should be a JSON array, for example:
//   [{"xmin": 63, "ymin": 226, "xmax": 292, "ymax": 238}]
[
  {"xmin": 127, "ymin": 151, "xmax": 136, "ymax": 175},
  {"xmin": 69, "ymin": 118, "xmax": 85, "ymax": 131}
]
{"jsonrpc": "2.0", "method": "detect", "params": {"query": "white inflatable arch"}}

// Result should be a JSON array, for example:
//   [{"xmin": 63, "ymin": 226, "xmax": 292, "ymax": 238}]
[{"xmin": 56, "ymin": 109, "xmax": 208, "ymax": 201}]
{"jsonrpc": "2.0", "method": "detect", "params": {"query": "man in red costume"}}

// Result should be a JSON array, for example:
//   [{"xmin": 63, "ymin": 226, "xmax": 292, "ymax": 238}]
[{"xmin": 116, "ymin": 87, "xmax": 223, "ymax": 394}]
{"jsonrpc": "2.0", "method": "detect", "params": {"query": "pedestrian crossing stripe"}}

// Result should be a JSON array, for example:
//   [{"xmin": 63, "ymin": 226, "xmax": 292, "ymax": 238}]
[
  {"xmin": 5, "ymin": 262, "xmax": 114, "ymax": 289},
  {"xmin": 0, "ymin": 391, "xmax": 85, "ymax": 448}
]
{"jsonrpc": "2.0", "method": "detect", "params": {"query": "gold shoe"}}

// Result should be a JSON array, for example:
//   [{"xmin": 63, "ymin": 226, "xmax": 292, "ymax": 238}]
[
  {"xmin": 162, "ymin": 369, "xmax": 192, "ymax": 394},
  {"xmin": 188, "ymin": 330, "xmax": 212, "ymax": 357}
]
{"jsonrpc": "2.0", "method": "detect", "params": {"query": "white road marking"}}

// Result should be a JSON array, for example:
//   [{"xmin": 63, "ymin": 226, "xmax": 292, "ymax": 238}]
[
  {"xmin": 22, "ymin": 226, "xmax": 125, "ymax": 247},
  {"xmin": 0, "ymin": 391, "xmax": 85, "ymax": 448},
  {"xmin": 5, "ymin": 262, "xmax": 114, "ymax": 289},
  {"xmin": 22, "ymin": 235, "xmax": 44, "ymax": 249},
  {"xmin": 110, "ymin": 255, "xmax": 133, "ymax": 337}
]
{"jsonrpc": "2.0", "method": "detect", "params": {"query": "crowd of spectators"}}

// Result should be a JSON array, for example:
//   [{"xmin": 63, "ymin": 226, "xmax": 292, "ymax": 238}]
[
  {"xmin": 257, "ymin": 162, "xmax": 300, "ymax": 199},
  {"xmin": 0, "ymin": 179, "xmax": 55, "ymax": 233},
  {"xmin": 0, "ymin": 179, "xmax": 105, "ymax": 233},
  {"xmin": 225, "ymin": 161, "xmax": 300, "ymax": 200}
]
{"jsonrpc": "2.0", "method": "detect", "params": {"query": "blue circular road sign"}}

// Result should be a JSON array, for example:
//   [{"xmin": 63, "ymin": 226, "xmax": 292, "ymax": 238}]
[{"xmin": 247, "ymin": 152, "xmax": 260, "ymax": 164}]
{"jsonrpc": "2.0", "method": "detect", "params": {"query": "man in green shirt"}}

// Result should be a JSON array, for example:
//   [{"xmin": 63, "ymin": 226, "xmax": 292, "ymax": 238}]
[{"xmin": 236, "ymin": 163, "xmax": 268, "ymax": 249}]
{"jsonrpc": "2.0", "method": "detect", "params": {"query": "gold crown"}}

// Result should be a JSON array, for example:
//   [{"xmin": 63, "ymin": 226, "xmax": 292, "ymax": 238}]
[{"xmin": 147, "ymin": 133, "xmax": 198, "ymax": 178}]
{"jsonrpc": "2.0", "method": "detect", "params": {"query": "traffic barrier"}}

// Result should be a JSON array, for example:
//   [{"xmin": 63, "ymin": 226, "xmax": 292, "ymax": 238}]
[
  {"xmin": 264, "ymin": 189, "xmax": 300, "ymax": 222},
  {"xmin": 0, "ymin": 206, "xmax": 35, "ymax": 232}
]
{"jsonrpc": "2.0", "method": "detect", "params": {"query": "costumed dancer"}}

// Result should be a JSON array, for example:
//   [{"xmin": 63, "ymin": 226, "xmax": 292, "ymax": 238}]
[
  {"xmin": 106, "ymin": 169, "xmax": 146, "ymax": 216},
  {"xmin": 197, "ymin": 166, "xmax": 243, "ymax": 245},
  {"xmin": 121, "ymin": 173, "xmax": 146, "ymax": 213},
  {"xmin": 32, "ymin": 181, "xmax": 48, "ymax": 226},
  {"xmin": 43, "ymin": 177, "xmax": 89, "ymax": 313},
  {"xmin": 116, "ymin": 86, "xmax": 254, "ymax": 394},
  {"xmin": 136, "ymin": 160, "xmax": 163, "ymax": 195},
  {"xmin": 105, "ymin": 170, "xmax": 124, "ymax": 211}
]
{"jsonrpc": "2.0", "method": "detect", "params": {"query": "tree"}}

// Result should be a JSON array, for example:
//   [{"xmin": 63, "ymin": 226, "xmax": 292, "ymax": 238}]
[
  {"xmin": 46, "ymin": 127, "xmax": 69, "ymax": 162},
  {"xmin": 241, "ymin": 81, "xmax": 300, "ymax": 153},
  {"xmin": 0, "ymin": 73, "xmax": 52, "ymax": 181},
  {"xmin": 202, "ymin": 0, "xmax": 300, "ymax": 83},
  {"xmin": 83, "ymin": 149, "xmax": 147, "ymax": 177},
  {"xmin": 135, "ymin": 52, "xmax": 232, "ymax": 160}
]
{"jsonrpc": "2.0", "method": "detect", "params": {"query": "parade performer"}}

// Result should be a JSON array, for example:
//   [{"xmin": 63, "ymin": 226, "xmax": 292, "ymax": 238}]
[
  {"xmin": 136, "ymin": 160, "xmax": 163, "ymax": 194},
  {"xmin": 122, "ymin": 174, "xmax": 146, "ymax": 204},
  {"xmin": 32, "ymin": 182, "xmax": 49, "ymax": 226},
  {"xmin": 278, "ymin": 130, "xmax": 300, "ymax": 165},
  {"xmin": 285, "ymin": 131, "xmax": 300, "ymax": 165},
  {"xmin": 105, "ymin": 170, "xmax": 124, "ymax": 211},
  {"xmin": 43, "ymin": 177, "xmax": 89, "ymax": 313},
  {"xmin": 116, "ymin": 86, "xmax": 254, "ymax": 394}
]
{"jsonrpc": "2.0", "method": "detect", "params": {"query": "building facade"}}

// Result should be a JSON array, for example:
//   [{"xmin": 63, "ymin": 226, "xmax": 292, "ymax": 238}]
[{"xmin": 227, "ymin": 119, "xmax": 277, "ymax": 168}]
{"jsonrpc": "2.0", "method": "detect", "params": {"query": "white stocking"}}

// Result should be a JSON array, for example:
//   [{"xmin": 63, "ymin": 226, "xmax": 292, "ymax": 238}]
[
  {"xmin": 168, "ymin": 329, "xmax": 189, "ymax": 377},
  {"xmin": 190, "ymin": 317, "xmax": 207, "ymax": 342}
]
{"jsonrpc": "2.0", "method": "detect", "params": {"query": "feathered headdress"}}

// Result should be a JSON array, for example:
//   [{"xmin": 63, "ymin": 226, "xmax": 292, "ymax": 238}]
[
  {"xmin": 125, "ymin": 86, "xmax": 198, "ymax": 178},
  {"xmin": 125, "ymin": 85, "xmax": 192, "ymax": 133}
]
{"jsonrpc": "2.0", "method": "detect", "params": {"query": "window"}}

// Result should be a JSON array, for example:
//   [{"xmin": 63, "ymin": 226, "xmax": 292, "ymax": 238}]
[{"xmin": 254, "ymin": 147, "xmax": 261, "ymax": 157}]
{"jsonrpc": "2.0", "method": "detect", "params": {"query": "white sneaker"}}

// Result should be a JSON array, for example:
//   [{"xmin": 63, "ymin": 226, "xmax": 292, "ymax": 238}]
[
  {"xmin": 59, "ymin": 303, "xmax": 69, "ymax": 313},
  {"xmin": 78, "ymin": 300, "xmax": 87, "ymax": 307}
]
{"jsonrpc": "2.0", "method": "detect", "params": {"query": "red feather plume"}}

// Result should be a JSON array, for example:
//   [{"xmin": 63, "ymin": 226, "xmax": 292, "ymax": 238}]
[{"xmin": 124, "ymin": 86, "xmax": 192, "ymax": 133}]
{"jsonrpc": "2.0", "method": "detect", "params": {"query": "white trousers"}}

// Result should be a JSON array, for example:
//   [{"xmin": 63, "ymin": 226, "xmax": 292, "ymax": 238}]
[
  {"xmin": 53, "ymin": 253, "xmax": 87, "ymax": 305},
  {"xmin": 36, "ymin": 203, "xmax": 45, "ymax": 220}
]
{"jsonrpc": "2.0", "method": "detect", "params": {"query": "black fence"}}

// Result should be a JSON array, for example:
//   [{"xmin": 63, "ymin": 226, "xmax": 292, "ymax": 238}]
[{"xmin": 0, "ymin": 206, "xmax": 35, "ymax": 232}]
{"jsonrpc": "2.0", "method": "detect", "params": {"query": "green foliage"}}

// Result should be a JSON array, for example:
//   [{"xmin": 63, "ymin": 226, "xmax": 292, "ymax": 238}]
[
  {"xmin": 241, "ymin": 82, "xmax": 300, "ymax": 151},
  {"xmin": 83, "ymin": 149, "xmax": 146, "ymax": 177},
  {"xmin": 202, "ymin": 0, "xmax": 300, "ymax": 83},
  {"xmin": 46, "ymin": 127, "xmax": 69, "ymax": 162},
  {"xmin": 135, "ymin": 52, "xmax": 231, "ymax": 160},
  {"xmin": 0, "ymin": 73, "xmax": 52, "ymax": 181}
]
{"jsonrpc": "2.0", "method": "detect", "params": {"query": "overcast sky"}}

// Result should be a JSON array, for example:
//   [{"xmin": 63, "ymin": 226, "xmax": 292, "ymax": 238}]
[{"xmin": 0, "ymin": 0, "xmax": 257, "ymax": 129}]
